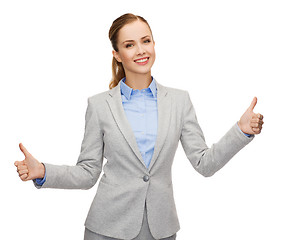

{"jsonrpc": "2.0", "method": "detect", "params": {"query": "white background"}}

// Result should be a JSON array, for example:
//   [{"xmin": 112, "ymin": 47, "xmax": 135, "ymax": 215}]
[{"xmin": 1, "ymin": 0, "xmax": 284, "ymax": 239}]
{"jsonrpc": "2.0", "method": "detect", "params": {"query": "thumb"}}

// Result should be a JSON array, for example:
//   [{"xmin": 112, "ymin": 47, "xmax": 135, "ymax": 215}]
[
  {"xmin": 19, "ymin": 143, "xmax": 31, "ymax": 158},
  {"xmin": 248, "ymin": 97, "xmax": 257, "ymax": 112}
]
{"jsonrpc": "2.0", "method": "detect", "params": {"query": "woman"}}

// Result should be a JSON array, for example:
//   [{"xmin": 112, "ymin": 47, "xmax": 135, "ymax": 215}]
[{"xmin": 14, "ymin": 13, "xmax": 264, "ymax": 240}]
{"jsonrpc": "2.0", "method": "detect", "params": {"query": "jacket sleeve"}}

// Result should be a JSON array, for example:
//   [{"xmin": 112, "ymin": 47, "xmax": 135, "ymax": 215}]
[
  {"xmin": 34, "ymin": 97, "xmax": 104, "ymax": 189},
  {"xmin": 180, "ymin": 91, "xmax": 254, "ymax": 177}
]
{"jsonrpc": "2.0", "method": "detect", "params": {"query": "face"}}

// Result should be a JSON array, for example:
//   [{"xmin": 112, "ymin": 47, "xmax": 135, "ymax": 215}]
[{"xmin": 112, "ymin": 20, "xmax": 156, "ymax": 77}]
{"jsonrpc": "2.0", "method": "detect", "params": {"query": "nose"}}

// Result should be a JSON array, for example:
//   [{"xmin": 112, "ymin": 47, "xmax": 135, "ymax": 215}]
[{"xmin": 136, "ymin": 43, "xmax": 145, "ymax": 55}]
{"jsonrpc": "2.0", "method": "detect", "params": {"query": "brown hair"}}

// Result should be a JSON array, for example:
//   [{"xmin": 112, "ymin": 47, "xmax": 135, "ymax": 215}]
[{"xmin": 108, "ymin": 13, "xmax": 154, "ymax": 89}]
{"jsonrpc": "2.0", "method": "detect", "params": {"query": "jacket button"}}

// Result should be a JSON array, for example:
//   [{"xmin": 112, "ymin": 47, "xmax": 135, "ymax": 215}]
[{"xmin": 143, "ymin": 175, "xmax": 149, "ymax": 182}]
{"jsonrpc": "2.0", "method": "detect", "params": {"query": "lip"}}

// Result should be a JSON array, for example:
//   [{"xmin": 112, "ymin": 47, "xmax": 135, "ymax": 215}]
[
  {"xmin": 134, "ymin": 57, "xmax": 149, "ymax": 65},
  {"xmin": 134, "ymin": 57, "xmax": 149, "ymax": 61}
]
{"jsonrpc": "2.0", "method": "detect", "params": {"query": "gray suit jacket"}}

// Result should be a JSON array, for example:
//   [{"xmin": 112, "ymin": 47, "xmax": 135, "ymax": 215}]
[{"xmin": 35, "ymin": 79, "xmax": 254, "ymax": 239}]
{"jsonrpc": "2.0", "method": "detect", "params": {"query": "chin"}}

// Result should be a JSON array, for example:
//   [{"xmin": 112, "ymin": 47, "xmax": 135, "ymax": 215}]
[{"xmin": 127, "ymin": 67, "xmax": 153, "ymax": 75}]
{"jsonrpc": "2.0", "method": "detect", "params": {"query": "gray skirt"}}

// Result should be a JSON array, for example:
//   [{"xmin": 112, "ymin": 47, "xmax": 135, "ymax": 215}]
[{"xmin": 84, "ymin": 203, "xmax": 177, "ymax": 240}]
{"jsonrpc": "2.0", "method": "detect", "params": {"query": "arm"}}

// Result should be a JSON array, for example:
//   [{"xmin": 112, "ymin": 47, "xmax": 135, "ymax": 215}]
[
  {"xmin": 180, "ymin": 91, "xmax": 258, "ymax": 177},
  {"xmin": 36, "ymin": 97, "xmax": 104, "ymax": 189},
  {"xmin": 15, "ymin": 97, "xmax": 104, "ymax": 190}
]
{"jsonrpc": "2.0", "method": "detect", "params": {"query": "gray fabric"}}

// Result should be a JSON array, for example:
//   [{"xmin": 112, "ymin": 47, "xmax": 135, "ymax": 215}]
[
  {"xmin": 84, "ymin": 202, "xmax": 176, "ymax": 240},
  {"xmin": 34, "ymin": 79, "xmax": 254, "ymax": 239}
]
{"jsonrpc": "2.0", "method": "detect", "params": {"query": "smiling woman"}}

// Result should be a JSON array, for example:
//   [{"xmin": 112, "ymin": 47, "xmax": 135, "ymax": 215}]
[{"xmin": 14, "ymin": 12, "xmax": 264, "ymax": 240}]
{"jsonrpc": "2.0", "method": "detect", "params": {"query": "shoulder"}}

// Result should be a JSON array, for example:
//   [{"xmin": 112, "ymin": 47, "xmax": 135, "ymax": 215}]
[
  {"xmin": 161, "ymin": 84, "xmax": 190, "ymax": 102},
  {"xmin": 165, "ymin": 85, "xmax": 187, "ymax": 95},
  {"xmin": 87, "ymin": 89, "xmax": 112, "ymax": 105},
  {"xmin": 82, "ymin": 88, "xmax": 113, "ymax": 115}
]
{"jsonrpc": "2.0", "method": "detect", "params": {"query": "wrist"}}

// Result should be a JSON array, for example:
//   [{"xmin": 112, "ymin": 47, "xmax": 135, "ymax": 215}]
[
  {"xmin": 38, "ymin": 163, "xmax": 45, "ymax": 179},
  {"xmin": 237, "ymin": 120, "xmax": 242, "ymax": 130},
  {"xmin": 237, "ymin": 121, "xmax": 252, "ymax": 137}
]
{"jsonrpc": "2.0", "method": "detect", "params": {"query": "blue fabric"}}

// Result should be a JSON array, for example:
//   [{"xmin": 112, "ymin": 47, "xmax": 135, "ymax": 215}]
[
  {"xmin": 120, "ymin": 76, "xmax": 157, "ymax": 169},
  {"xmin": 34, "ymin": 77, "xmax": 251, "ymax": 185}
]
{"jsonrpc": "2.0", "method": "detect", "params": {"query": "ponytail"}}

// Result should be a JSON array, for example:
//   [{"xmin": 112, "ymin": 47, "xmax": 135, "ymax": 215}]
[{"xmin": 109, "ymin": 56, "xmax": 125, "ymax": 89}]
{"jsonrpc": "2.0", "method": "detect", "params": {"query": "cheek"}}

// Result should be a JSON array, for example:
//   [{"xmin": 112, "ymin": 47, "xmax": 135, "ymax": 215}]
[
  {"xmin": 148, "ymin": 46, "xmax": 156, "ymax": 57},
  {"xmin": 152, "ymin": 49, "xmax": 156, "ymax": 58},
  {"xmin": 149, "ymin": 48, "xmax": 156, "ymax": 62},
  {"xmin": 120, "ymin": 51, "xmax": 134, "ymax": 63}
]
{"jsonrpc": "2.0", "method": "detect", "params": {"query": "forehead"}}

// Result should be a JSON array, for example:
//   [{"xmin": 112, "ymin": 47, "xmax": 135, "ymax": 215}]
[{"xmin": 118, "ymin": 20, "xmax": 151, "ymax": 42}]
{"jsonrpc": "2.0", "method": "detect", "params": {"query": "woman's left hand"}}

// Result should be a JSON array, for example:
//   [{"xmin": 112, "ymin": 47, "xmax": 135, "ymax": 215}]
[{"xmin": 238, "ymin": 97, "xmax": 264, "ymax": 135}]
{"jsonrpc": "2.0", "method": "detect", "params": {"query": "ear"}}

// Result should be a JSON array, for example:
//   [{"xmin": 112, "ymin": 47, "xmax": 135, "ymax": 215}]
[{"xmin": 112, "ymin": 50, "xmax": 122, "ymax": 63}]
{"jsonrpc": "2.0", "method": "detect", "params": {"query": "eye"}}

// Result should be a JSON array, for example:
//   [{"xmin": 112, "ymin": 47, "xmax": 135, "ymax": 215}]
[
  {"xmin": 144, "ymin": 39, "xmax": 151, "ymax": 43},
  {"xmin": 126, "ymin": 44, "xmax": 133, "ymax": 48}
]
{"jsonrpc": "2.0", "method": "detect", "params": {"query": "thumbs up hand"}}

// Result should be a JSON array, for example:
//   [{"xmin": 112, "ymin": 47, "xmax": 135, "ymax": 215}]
[
  {"xmin": 14, "ymin": 143, "xmax": 45, "ymax": 181},
  {"xmin": 238, "ymin": 97, "xmax": 264, "ymax": 135}
]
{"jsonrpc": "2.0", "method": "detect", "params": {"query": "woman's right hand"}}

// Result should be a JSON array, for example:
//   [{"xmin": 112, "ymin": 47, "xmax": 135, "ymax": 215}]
[{"xmin": 14, "ymin": 143, "xmax": 45, "ymax": 181}]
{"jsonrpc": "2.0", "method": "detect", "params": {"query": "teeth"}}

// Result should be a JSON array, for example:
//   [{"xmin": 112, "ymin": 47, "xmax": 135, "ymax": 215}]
[{"xmin": 135, "ymin": 58, "xmax": 148, "ymax": 63}]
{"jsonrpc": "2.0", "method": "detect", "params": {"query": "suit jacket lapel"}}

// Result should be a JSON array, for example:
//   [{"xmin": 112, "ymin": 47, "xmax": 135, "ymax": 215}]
[
  {"xmin": 148, "ymin": 80, "xmax": 171, "ymax": 171},
  {"xmin": 106, "ymin": 78, "xmax": 172, "ymax": 171}
]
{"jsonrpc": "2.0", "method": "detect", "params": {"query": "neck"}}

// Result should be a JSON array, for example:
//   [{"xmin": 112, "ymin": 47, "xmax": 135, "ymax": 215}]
[{"xmin": 124, "ymin": 72, "xmax": 152, "ymax": 90}]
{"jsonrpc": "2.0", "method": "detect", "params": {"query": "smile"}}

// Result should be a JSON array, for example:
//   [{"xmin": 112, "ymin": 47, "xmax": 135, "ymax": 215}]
[{"xmin": 134, "ymin": 57, "xmax": 149, "ymax": 65}]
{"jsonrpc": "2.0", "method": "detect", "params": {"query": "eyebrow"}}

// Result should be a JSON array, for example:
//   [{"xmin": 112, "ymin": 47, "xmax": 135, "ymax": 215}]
[{"xmin": 122, "ymin": 35, "xmax": 150, "ymax": 44}]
